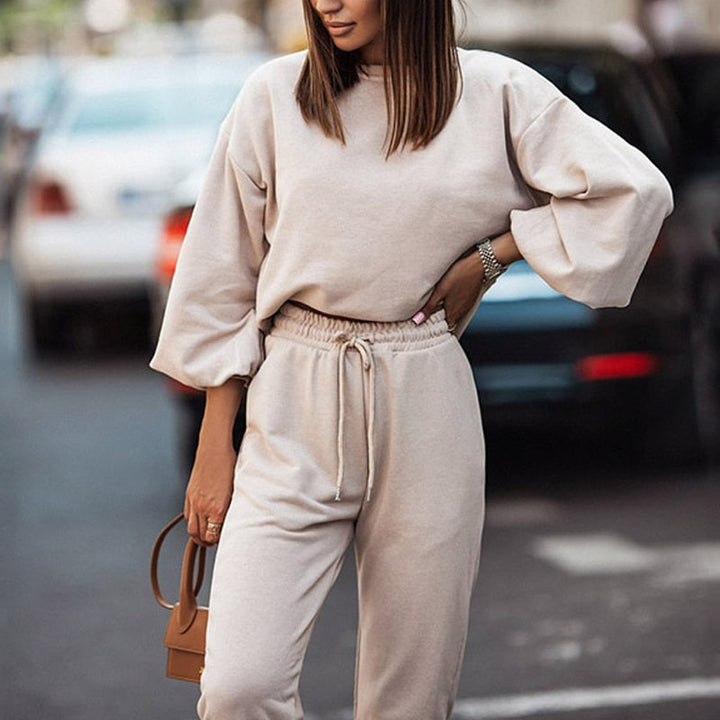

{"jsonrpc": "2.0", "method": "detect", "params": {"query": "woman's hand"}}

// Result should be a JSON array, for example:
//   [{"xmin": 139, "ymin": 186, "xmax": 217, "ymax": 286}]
[
  {"xmin": 184, "ymin": 378, "xmax": 245, "ymax": 546},
  {"xmin": 185, "ymin": 436, "xmax": 236, "ymax": 547},
  {"xmin": 412, "ymin": 232, "xmax": 523, "ymax": 330},
  {"xmin": 413, "ymin": 251, "xmax": 486, "ymax": 331}
]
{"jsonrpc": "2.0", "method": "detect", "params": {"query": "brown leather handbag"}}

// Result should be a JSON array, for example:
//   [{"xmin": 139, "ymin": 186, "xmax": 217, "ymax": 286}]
[{"xmin": 150, "ymin": 513, "xmax": 208, "ymax": 683}]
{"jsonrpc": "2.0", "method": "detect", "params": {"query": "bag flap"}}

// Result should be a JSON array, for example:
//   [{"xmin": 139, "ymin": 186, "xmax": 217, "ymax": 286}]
[{"xmin": 163, "ymin": 603, "xmax": 208, "ymax": 653}]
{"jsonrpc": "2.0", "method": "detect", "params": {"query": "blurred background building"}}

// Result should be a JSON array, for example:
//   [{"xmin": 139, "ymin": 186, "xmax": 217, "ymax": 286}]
[{"xmin": 1, "ymin": 0, "xmax": 720, "ymax": 55}]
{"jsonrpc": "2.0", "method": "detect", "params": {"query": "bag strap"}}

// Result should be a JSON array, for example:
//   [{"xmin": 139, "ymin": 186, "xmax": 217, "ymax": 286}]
[
  {"xmin": 150, "ymin": 513, "xmax": 207, "ymax": 611},
  {"xmin": 176, "ymin": 537, "xmax": 203, "ymax": 631}
]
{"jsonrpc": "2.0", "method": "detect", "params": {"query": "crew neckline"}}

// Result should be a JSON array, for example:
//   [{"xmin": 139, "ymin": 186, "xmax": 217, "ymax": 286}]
[{"xmin": 359, "ymin": 63, "xmax": 385, "ymax": 79}]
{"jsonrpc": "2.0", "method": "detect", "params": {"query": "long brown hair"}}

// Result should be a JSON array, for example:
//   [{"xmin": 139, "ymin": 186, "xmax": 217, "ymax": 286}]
[{"xmin": 295, "ymin": 0, "xmax": 462, "ymax": 157}]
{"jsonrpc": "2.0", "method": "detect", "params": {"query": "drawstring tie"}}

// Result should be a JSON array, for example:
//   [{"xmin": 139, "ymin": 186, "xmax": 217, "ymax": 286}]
[{"xmin": 335, "ymin": 333, "xmax": 376, "ymax": 503}]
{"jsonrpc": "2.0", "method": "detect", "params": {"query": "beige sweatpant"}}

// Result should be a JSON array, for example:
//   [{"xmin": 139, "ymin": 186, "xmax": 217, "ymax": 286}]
[{"xmin": 198, "ymin": 304, "xmax": 486, "ymax": 720}]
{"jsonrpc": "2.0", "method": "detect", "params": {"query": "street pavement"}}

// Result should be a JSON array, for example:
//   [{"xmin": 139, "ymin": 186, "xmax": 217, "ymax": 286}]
[{"xmin": 2, "ymin": 259, "xmax": 719, "ymax": 720}]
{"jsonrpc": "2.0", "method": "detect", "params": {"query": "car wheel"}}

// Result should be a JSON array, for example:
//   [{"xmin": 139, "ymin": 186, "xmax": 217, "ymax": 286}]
[
  {"xmin": 641, "ymin": 260, "xmax": 720, "ymax": 469},
  {"xmin": 688, "ymin": 260, "xmax": 720, "ymax": 466},
  {"xmin": 27, "ymin": 297, "xmax": 61, "ymax": 357}
]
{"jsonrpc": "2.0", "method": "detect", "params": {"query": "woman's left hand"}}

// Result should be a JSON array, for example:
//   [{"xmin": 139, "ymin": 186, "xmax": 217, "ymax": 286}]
[
  {"xmin": 412, "ymin": 251, "xmax": 486, "ymax": 331},
  {"xmin": 413, "ymin": 232, "xmax": 522, "ymax": 330}
]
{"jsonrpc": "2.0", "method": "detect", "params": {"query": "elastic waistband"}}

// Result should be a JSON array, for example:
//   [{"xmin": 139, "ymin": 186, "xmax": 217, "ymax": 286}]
[{"xmin": 271, "ymin": 303, "xmax": 451, "ymax": 350}]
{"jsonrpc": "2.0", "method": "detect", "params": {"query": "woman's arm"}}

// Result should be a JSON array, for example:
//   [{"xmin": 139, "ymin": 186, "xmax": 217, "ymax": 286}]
[
  {"xmin": 413, "ymin": 231, "xmax": 523, "ymax": 329},
  {"xmin": 151, "ymin": 79, "xmax": 272, "ymax": 545},
  {"xmin": 505, "ymin": 77, "xmax": 673, "ymax": 308},
  {"xmin": 491, "ymin": 231, "xmax": 524, "ymax": 267},
  {"xmin": 151, "ymin": 74, "xmax": 272, "ymax": 392},
  {"xmin": 185, "ymin": 378, "xmax": 245, "ymax": 546}
]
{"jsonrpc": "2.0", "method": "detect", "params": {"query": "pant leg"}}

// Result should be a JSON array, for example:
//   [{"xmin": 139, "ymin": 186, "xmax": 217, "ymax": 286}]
[
  {"xmin": 199, "ymin": 333, "xmax": 368, "ymax": 720},
  {"xmin": 353, "ymin": 334, "xmax": 486, "ymax": 720}
]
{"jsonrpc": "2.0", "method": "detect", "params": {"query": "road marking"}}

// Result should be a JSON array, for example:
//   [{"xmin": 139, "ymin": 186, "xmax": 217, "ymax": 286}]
[
  {"xmin": 319, "ymin": 677, "xmax": 720, "ymax": 719},
  {"xmin": 532, "ymin": 534, "xmax": 657, "ymax": 573},
  {"xmin": 531, "ymin": 533, "xmax": 720, "ymax": 586},
  {"xmin": 451, "ymin": 677, "xmax": 720, "ymax": 718},
  {"xmin": 655, "ymin": 543, "xmax": 720, "ymax": 587}
]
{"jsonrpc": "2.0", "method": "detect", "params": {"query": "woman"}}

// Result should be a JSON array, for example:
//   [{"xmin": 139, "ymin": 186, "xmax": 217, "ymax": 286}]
[{"xmin": 151, "ymin": 1, "xmax": 673, "ymax": 717}]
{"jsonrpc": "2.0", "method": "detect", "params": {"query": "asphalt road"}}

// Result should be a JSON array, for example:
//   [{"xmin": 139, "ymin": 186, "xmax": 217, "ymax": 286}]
[{"xmin": 2, "ymin": 259, "xmax": 719, "ymax": 720}]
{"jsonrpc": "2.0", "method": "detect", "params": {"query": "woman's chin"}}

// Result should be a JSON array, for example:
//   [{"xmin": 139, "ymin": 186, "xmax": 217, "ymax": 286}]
[{"xmin": 331, "ymin": 38, "xmax": 360, "ymax": 53}]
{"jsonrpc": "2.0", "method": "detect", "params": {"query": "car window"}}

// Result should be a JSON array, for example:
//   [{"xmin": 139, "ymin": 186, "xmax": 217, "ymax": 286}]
[
  {"xmin": 64, "ymin": 83, "xmax": 239, "ymax": 135},
  {"xmin": 666, "ymin": 55, "xmax": 720, "ymax": 172},
  {"xmin": 523, "ymin": 57, "xmax": 640, "ymax": 143},
  {"xmin": 527, "ymin": 59, "xmax": 615, "ymax": 128},
  {"xmin": 506, "ymin": 50, "xmax": 675, "ymax": 176}
]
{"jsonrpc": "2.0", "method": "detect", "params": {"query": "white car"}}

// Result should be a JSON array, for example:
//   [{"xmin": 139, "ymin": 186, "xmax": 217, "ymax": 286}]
[{"xmin": 13, "ymin": 52, "xmax": 268, "ymax": 352}]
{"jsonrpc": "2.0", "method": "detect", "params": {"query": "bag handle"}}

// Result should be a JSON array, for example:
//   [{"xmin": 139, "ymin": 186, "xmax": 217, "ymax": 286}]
[{"xmin": 150, "ymin": 513, "xmax": 207, "ymax": 612}]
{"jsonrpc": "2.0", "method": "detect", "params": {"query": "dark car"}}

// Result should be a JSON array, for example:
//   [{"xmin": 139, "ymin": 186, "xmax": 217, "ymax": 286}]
[
  {"xmin": 663, "ymin": 51, "xmax": 720, "ymax": 175},
  {"xmin": 658, "ymin": 49, "xmax": 720, "ymax": 461},
  {"xmin": 158, "ymin": 43, "xmax": 718, "ymax": 471},
  {"xmin": 460, "ymin": 41, "xmax": 719, "ymax": 466}
]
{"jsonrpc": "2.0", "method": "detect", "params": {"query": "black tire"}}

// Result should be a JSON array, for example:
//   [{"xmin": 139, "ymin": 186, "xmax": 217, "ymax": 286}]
[
  {"xmin": 688, "ymin": 260, "xmax": 720, "ymax": 466},
  {"xmin": 640, "ymin": 260, "xmax": 720, "ymax": 469},
  {"xmin": 26, "ymin": 297, "xmax": 62, "ymax": 357}
]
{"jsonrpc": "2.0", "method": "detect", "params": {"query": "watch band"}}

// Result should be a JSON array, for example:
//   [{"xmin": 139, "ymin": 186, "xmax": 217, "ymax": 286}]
[{"xmin": 476, "ymin": 238, "xmax": 507, "ymax": 284}]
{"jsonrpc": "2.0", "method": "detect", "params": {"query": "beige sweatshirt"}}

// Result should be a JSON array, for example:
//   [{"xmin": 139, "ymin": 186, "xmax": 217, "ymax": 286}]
[{"xmin": 150, "ymin": 48, "xmax": 674, "ymax": 390}]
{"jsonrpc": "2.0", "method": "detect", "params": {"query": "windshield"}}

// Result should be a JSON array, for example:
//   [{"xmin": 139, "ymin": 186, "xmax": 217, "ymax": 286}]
[{"xmin": 65, "ymin": 82, "xmax": 239, "ymax": 135}]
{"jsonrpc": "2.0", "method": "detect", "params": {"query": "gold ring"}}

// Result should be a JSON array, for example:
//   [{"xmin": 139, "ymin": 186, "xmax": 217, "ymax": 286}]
[{"xmin": 206, "ymin": 521, "xmax": 223, "ymax": 535}]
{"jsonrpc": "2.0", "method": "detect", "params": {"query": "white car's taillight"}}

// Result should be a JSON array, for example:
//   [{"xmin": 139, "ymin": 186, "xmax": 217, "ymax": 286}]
[
  {"xmin": 29, "ymin": 177, "xmax": 74, "ymax": 215},
  {"xmin": 156, "ymin": 206, "xmax": 193, "ymax": 284}
]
